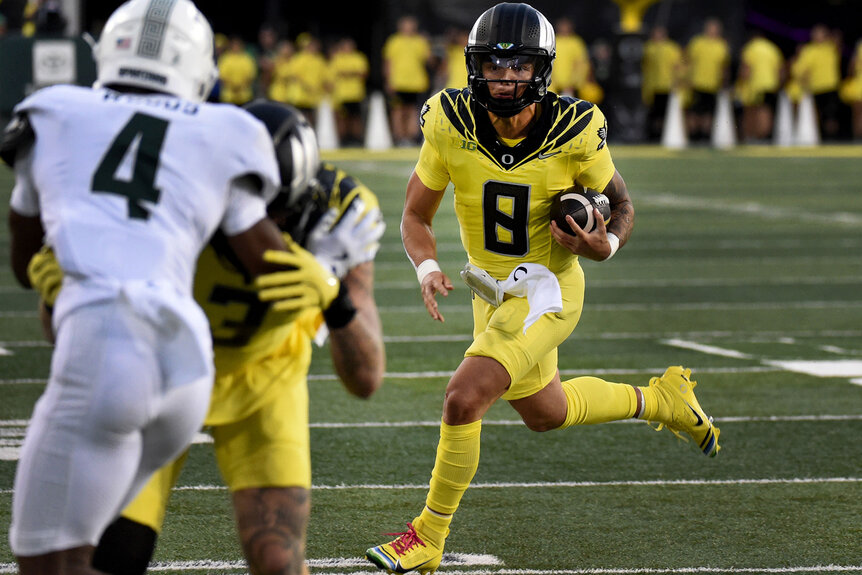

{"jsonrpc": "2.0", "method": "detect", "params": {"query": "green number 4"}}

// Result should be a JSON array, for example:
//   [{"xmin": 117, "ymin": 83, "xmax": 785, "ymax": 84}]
[{"xmin": 92, "ymin": 112, "xmax": 169, "ymax": 220}]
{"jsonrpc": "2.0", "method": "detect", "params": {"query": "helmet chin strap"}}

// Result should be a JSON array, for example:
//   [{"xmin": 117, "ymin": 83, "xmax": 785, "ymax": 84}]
[{"xmin": 485, "ymin": 101, "xmax": 524, "ymax": 118}]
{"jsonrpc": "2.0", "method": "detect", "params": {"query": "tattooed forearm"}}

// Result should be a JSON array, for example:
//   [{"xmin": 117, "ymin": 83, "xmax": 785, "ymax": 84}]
[
  {"xmin": 602, "ymin": 170, "xmax": 635, "ymax": 246},
  {"xmin": 329, "ymin": 262, "xmax": 385, "ymax": 398}
]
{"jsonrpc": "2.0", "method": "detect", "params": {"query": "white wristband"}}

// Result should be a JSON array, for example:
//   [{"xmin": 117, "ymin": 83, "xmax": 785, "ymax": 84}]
[
  {"xmin": 605, "ymin": 233, "xmax": 620, "ymax": 261},
  {"xmin": 416, "ymin": 259, "xmax": 441, "ymax": 284}
]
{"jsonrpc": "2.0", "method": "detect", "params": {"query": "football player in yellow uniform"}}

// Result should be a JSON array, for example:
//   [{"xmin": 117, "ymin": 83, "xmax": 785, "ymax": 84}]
[
  {"xmin": 365, "ymin": 4, "xmax": 719, "ymax": 574},
  {"xmin": 27, "ymin": 101, "xmax": 386, "ymax": 575}
]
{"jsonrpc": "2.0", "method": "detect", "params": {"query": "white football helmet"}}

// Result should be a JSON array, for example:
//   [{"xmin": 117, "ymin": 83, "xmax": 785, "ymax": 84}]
[{"xmin": 93, "ymin": 0, "xmax": 218, "ymax": 102}]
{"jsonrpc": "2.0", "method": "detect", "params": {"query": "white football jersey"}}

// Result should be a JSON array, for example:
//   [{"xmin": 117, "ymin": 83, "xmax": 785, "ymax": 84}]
[{"xmin": 9, "ymin": 85, "xmax": 279, "ymax": 320}]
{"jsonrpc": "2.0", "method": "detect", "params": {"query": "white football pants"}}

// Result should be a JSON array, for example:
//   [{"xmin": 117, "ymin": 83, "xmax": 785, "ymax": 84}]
[{"xmin": 9, "ymin": 297, "xmax": 213, "ymax": 556}]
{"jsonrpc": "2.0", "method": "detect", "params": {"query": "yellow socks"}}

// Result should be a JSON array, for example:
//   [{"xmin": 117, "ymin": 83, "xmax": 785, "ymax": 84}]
[
  {"xmin": 418, "ymin": 419, "xmax": 482, "ymax": 546},
  {"xmin": 558, "ymin": 376, "xmax": 674, "ymax": 428},
  {"xmin": 559, "ymin": 376, "xmax": 640, "ymax": 427},
  {"xmin": 637, "ymin": 382, "xmax": 671, "ymax": 423}
]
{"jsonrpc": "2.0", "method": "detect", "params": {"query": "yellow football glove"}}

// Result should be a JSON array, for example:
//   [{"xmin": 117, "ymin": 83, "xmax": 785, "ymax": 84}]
[
  {"xmin": 255, "ymin": 241, "xmax": 340, "ymax": 313},
  {"xmin": 27, "ymin": 245, "xmax": 63, "ymax": 307}
]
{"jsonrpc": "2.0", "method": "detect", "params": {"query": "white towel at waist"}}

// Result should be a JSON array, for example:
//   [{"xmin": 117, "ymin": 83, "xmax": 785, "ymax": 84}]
[{"xmin": 499, "ymin": 263, "xmax": 563, "ymax": 333}]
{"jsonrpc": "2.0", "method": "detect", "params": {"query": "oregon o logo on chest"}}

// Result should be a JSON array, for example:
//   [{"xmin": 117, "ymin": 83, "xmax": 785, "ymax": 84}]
[{"xmin": 501, "ymin": 153, "xmax": 514, "ymax": 165}]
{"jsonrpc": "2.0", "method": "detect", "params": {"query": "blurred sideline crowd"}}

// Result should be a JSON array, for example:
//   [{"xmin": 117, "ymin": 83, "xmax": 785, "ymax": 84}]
[
  {"xmin": 213, "ymin": 15, "xmax": 862, "ymax": 147},
  {"xmin": 641, "ymin": 19, "xmax": 862, "ymax": 144},
  {"xmin": 3, "ymin": 2, "xmax": 862, "ymax": 147}
]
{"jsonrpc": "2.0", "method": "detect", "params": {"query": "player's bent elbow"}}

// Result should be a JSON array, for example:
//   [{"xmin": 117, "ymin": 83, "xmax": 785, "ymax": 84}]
[
  {"xmin": 8, "ymin": 209, "xmax": 44, "ymax": 288},
  {"xmin": 344, "ymin": 366, "xmax": 383, "ymax": 399}
]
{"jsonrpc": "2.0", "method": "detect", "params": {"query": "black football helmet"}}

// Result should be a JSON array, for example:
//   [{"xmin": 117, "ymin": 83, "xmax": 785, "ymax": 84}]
[
  {"xmin": 243, "ymin": 99, "xmax": 320, "ymax": 217},
  {"xmin": 465, "ymin": 3, "xmax": 556, "ymax": 117}
]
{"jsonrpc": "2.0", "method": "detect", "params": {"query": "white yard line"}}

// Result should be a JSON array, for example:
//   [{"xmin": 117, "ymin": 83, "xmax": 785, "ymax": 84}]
[
  {"xmin": 374, "ymin": 275, "xmax": 862, "ymax": 290},
  {"xmin": 387, "ymin": 329, "xmax": 862, "ymax": 342},
  {"xmin": 1, "ymin": 414, "xmax": 858, "ymax": 430},
  {"xmin": 636, "ymin": 191, "xmax": 862, "ymax": 228},
  {"xmin": 661, "ymin": 339, "xmax": 755, "ymax": 360},
  {"xmin": 4, "ymin": 559, "xmax": 860, "ymax": 574},
  {"xmin": 462, "ymin": 568, "xmax": 862, "ymax": 575},
  {"xmin": 4, "ymin": 300, "xmax": 862, "ymax": 317},
  {"xmin": 378, "ymin": 301, "xmax": 862, "ymax": 314},
  {"xmin": 0, "ymin": 311, "xmax": 38, "ymax": 318},
  {"xmin": 5, "ymin": 555, "xmax": 857, "ymax": 574},
  {"xmin": 1, "ymin": 415, "xmax": 858, "ymax": 462},
  {"xmin": 2, "ymin": 327, "xmax": 862, "ymax": 349},
  {"xmin": 0, "ymin": 365, "xmax": 806, "ymax": 385},
  {"xmin": 1, "ymin": 329, "xmax": 859, "ymax": 346},
  {"xmin": 3, "ymin": 475, "xmax": 856, "ymax": 496},
  {"xmin": 661, "ymin": 340, "xmax": 862, "ymax": 379}
]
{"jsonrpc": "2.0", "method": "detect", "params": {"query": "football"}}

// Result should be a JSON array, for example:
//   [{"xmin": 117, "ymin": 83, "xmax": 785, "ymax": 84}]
[{"xmin": 550, "ymin": 185, "xmax": 611, "ymax": 235}]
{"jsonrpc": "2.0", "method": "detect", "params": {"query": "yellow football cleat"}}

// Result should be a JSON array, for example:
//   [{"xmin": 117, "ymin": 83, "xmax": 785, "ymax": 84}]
[
  {"xmin": 365, "ymin": 522, "xmax": 444, "ymax": 574},
  {"xmin": 647, "ymin": 366, "xmax": 720, "ymax": 457}
]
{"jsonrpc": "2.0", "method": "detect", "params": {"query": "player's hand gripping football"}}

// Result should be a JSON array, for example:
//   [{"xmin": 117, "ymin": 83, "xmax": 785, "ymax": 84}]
[
  {"xmin": 550, "ymin": 207, "xmax": 614, "ymax": 261},
  {"xmin": 307, "ymin": 197, "xmax": 386, "ymax": 279},
  {"xmin": 256, "ymin": 238, "xmax": 340, "ymax": 313}
]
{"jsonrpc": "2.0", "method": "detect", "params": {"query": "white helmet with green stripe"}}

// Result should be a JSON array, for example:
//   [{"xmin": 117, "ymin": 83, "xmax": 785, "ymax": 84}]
[{"xmin": 93, "ymin": 0, "xmax": 218, "ymax": 102}]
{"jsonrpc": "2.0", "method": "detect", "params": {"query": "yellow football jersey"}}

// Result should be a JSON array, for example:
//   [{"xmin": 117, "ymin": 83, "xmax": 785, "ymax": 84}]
[
  {"xmin": 416, "ymin": 88, "xmax": 615, "ymax": 280},
  {"xmin": 195, "ymin": 163, "xmax": 379, "ymax": 424}
]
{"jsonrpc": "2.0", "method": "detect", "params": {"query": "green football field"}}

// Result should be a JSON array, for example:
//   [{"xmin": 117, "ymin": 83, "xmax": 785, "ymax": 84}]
[{"xmin": 1, "ymin": 146, "xmax": 861, "ymax": 574}]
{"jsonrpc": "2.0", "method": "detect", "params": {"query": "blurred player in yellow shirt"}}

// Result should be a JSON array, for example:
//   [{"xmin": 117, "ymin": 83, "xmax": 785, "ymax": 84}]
[
  {"xmin": 641, "ymin": 25, "xmax": 682, "ymax": 141},
  {"xmin": 840, "ymin": 39, "xmax": 862, "ymax": 139},
  {"xmin": 268, "ymin": 39, "xmax": 296, "ymax": 103},
  {"xmin": 549, "ymin": 17, "xmax": 589, "ymax": 97},
  {"xmin": 330, "ymin": 37, "xmax": 370, "ymax": 147},
  {"xmin": 383, "ymin": 15, "xmax": 433, "ymax": 146},
  {"xmin": 217, "ymin": 36, "xmax": 258, "ymax": 105},
  {"xmin": 736, "ymin": 29, "xmax": 785, "ymax": 142},
  {"xmin": 791, "ymin": 24, "xmax": 843, "ymax": 140},
  {"xmin": 441, "ymin": 27, "xmax": 470, "ymax": 89},
  {"xmin": 683, "ymin": 18, "xmax": 730, "ymax": 142},
  {"xmin": 277, "ymin": 33, "xmax": 331, "ymax": 126}
]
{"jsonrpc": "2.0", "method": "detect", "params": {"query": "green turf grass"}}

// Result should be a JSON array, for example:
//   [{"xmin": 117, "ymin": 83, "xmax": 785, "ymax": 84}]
[{"xmin": 2, "ymin": 147, "xmax": 861, "ymax": 573}]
